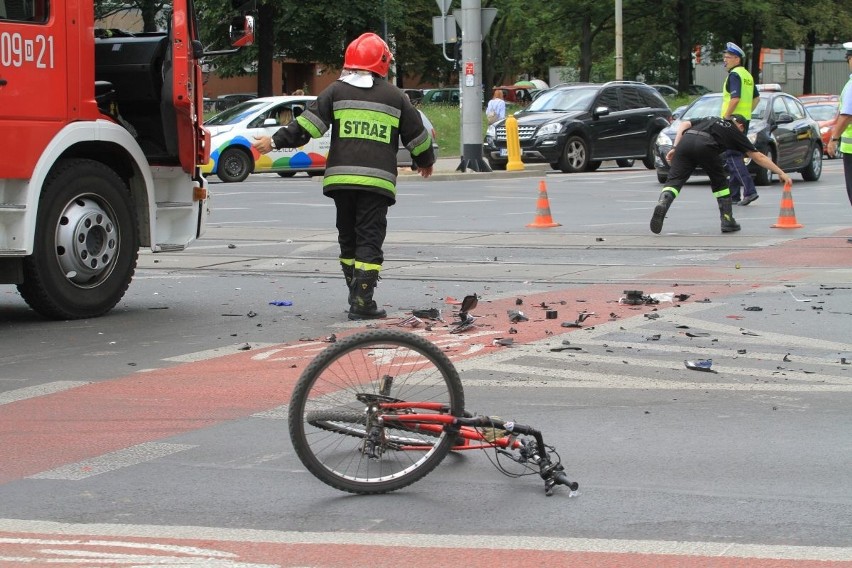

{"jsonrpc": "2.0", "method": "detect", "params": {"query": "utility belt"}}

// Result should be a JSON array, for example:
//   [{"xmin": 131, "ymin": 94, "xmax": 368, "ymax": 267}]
[{"xmin": 684, "ymin": 130, "xmax": 714, "ymax": 140}]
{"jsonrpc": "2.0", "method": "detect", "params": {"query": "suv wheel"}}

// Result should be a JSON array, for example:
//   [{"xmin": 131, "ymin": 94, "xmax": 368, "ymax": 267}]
[
  {"xmin": 754, "ymin": 147, "xmax": 776, "ymax": 186},
  {"xmin": 557, "ymin": 136, "xmax": 589, "ymax": 173}
]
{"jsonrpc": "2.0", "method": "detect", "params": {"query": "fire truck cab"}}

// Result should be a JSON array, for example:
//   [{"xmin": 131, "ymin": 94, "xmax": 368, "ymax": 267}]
[{"xmin": 0, "ymin": 0, "xmax": 252, "ymax": 319}]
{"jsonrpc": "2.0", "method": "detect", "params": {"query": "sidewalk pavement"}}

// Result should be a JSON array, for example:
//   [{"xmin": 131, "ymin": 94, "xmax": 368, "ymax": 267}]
[{"xmin": 398, "ymin": 157, "xmax": 551, "ymax": 181}]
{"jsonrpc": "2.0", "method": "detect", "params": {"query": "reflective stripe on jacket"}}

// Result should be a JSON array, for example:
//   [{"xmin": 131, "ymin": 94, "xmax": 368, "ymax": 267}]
[{"xmin": 289, "ymin": 80, "xmax": 435, "ymax": 202}]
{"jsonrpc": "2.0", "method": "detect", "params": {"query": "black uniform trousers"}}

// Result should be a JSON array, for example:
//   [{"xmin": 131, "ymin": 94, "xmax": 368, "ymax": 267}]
[
  {"xmin": 666, "ymin": 131, "xmax": 729, "ymax": 194},
  {"xmin": 332, "ymin": 190, "xmax": 393, "ymax": 268}
]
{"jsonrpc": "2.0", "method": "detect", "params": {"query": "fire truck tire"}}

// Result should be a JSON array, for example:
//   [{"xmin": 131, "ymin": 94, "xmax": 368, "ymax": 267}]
[
  {"xmin": 216, "ymin": 147, "xmax": 252, "ymax": 183},
  {"xmin": 19, "ymin": 159, "xmax": 139, "ymax": 320}
]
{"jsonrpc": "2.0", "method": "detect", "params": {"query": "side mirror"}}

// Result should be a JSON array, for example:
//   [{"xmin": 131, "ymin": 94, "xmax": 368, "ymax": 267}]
[
  {"xmin": 593, "ymin": 106, "xmax": 610, "ymax": 119},
  {"xmin": 230, "ymin": 15, "xmax": 254, "ymax": 48},
  {"xmin": 775, "ymin": 112, "xmax": 794, "ymax": 125},
  {"xmin": 263, "ymin": 118, "xmax": 277, "ymax": 127}
]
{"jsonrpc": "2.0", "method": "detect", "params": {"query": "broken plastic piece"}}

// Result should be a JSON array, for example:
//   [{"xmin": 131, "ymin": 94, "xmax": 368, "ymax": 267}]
[
  {"xmin": 507, "ymin": 310, "xmax": 528, "ymax": 322},
  {"xmin": 412, "ymin": 308, "xmax": 442, "ymax": 320},
  {"xmin": 397, "ymin": 315, "xmax": 423, "ymax": 328},
  {"xmin": 450, "ymin": 319, "xmax": 476, "ymax": 334},
  {"xmin": 744, "ymin": 306, "xmax": 763, "ymax": 311},
  {"xmin": 685, "ymin": 359, "xmax": 716, "ymax": 373},
  {"xmin": 493, "ymin": 338, "xmax": 514, "ymax": 347},
  {"xmin": 269, "ymin": 300, "xmax": 293, "ymax": 306}
]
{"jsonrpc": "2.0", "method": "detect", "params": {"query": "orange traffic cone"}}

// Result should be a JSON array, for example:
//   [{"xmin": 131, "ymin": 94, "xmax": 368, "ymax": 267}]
[
  {"xmin": 771, "ymin": 182, "xmax": 803, "ymax": 229},
  {"xmin": 526, "ymin": 180, "xmax": 561, "ymax": 228}
]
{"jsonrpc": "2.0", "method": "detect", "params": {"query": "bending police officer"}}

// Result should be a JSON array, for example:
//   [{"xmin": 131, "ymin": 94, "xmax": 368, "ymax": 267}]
[{"xmin": 650, "ymin": 115, "xmax": 792, "ymax": 234}]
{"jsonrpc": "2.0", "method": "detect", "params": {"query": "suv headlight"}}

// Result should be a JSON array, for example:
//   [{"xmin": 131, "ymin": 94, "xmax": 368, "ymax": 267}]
[
  {"xmin": 486, "ymin": 124, "xmax": 496, "ymax": 138},
  {"xmin": 537, "ymin": 122, "xmax": 562, "ymax": 137},
  {"xmin": 656, "ymin": 131, "xmax": 673, "ymax": 147}
]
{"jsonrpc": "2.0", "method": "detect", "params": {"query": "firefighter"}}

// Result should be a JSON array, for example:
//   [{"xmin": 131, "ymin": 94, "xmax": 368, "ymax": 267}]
[
  {"xmin": 253, "ymin": 33, "xmax": 436, "ymax": 320},
  {"xmin": 650, "ymin": 115, "xmax": 792, "ymax": 234}
]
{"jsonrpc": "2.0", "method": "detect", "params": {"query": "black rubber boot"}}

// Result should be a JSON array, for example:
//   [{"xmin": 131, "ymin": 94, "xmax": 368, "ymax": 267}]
[
  {"xmin": 717, "ymin": 197, "xmax": 741, "ymax": 233},
  {"xmin": 650, "ymin": 190, "xmax": 676, "ymax": 234},
  {"xmin": 341, "ymin": 263, "xmax": 356, "ymax": 307},
  {"xmin": 348, "ymin": 269, "xmax": 387, "ymax": 320}
]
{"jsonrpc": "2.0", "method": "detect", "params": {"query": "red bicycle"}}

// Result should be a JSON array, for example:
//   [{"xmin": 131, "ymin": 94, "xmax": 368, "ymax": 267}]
[{"xmin": 288, "ymin": 329, "xmax": 579, "ymax": 496}]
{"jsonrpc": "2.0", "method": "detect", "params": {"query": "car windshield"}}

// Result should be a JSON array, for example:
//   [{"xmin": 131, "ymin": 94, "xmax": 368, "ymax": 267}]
[
  {"xmin": 205, "ymin": 100, "xmax": 267, "ymax": 125},
  {"xmin": 681, "ymin": 94, "xmax": 723, "ymax": 120},
  {"xmin": 527, "ymin": 87, "xmax": 597, "ymax": 112},
  {"xmin": 751, "ymin": 98, "xmax": 768, "ymax": 120},
  {"xmin": 805, "ymin": 104, "xmax": 838, "ymax": 121}
]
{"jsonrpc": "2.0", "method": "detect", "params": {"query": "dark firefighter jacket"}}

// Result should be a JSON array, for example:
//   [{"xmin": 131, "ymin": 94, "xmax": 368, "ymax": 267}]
[{"xmin": 271, "ymin": 79, "xmax": 435, "ymax": 203}]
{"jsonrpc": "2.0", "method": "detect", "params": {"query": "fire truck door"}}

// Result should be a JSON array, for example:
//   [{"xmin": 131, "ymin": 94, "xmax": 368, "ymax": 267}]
[
  {"xmin": 0, "ymin": 0, "xmax": 68, "ymax": 178},
  {"xmin": 168, "ymin": 0, "xmax": 205, "ymax": 174}
]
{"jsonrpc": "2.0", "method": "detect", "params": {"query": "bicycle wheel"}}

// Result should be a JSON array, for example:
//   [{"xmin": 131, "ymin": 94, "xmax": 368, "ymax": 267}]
[{"xmin": 289, "ymin": 329, "xmax": 464, "ymax": 494}]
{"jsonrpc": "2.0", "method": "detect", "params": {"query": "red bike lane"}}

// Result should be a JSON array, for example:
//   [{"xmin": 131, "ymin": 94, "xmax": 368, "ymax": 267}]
[
  {"xmin": 0, "ymin": 282, "xmax": 747, "ymax": 485},
  {"xmin": 2, "ymin": 522, "xmax": 851, "ymax": 567}
]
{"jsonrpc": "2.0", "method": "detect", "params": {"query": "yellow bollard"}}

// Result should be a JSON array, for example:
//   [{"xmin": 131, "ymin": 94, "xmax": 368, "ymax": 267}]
[{"xmin": 505, "ymin": 114, "xmax": 524, "ymax": 171}]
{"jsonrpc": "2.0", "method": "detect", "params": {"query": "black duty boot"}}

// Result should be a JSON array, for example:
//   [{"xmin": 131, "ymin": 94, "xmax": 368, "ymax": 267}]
[
  {"xmin": 349, "ymin": 269, "xmax": 387, "ymax": 320},
  {"xmin": 650, "ymin": 190, "xmax": 676, "ymax": 234},
  {"xmin": 341, "ymin": 263, "xmax": 356, "ymax": 307},
  {"xmin": 717, "ymin": 197, "xmax": 741, "ymax": 233}
]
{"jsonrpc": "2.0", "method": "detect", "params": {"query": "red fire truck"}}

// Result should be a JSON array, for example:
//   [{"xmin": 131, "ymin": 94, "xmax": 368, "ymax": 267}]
[{"xmin": 0, "ymin": 0, "xmax": 253, "ymax": 319}]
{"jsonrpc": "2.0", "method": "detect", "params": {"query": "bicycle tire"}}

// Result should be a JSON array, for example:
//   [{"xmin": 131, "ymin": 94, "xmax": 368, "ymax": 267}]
[
  {"xmin": 306, "ymin": 409, "xmax": 440, "ymax": 447},
  {"xmin": 289, "ymin": 329, "xmax": 464, "ymax": 494}
]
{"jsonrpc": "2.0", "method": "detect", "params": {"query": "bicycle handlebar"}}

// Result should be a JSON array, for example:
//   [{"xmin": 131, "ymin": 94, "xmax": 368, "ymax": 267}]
[{"xmin": 553, "ymin": 471, "xmax": 580, "ymax": 492}]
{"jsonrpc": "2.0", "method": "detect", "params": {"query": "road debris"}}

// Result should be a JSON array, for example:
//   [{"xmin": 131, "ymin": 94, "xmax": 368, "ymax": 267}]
[{"xmin": 685, "ymin": 359, "xmax": 716, "ymax": 373}]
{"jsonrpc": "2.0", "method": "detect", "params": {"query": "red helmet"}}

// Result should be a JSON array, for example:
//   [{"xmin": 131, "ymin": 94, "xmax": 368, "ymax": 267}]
[{"xmin": 344, "ymin": 33, "xmax": 392, "ymax": 77}]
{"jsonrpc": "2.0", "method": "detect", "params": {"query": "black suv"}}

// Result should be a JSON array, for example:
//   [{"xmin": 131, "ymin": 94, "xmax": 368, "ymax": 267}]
[{"xmin": 483, "ymin": 81, "xmax": 672, "ymax": 173}]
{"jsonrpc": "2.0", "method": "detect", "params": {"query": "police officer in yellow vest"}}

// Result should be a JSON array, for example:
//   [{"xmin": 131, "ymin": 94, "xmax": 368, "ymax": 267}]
[
  {"xmin": 827, "ymin": 41, "xmax": 852, "ymax": 244},
  {"xmin": 720, "ymin": 42, "xmax": 760, "ymax": 206}
]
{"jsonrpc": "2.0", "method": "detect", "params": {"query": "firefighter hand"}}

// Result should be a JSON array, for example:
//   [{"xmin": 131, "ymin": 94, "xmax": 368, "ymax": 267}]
[
  {"xmin": 779, "ymin": 172, "xmax": 793, "ymax": 186},
  {"xmin": 666, "ymin": 148, "xmax": 675, "ymax": 162},
  {"xmin": 418, "ymin": 165, "xmax": 433, "ymax": 179},
  {"xmin": 827, "ymin": 139, "xmax": 837, "ymax": 158},
  {"xmin": 252, "ymin": 136, "xmax": 273, "ymax": 154}
]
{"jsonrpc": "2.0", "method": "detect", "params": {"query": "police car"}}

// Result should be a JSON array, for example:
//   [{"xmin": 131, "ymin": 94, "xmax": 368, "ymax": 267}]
[{"xmin": 202, "ymin": 95, "xmax": 437, "ymax": 183}]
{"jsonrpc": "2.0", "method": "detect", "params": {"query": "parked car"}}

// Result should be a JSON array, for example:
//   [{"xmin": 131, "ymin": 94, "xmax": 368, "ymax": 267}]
[
  {"xmin": 483, "ymin": 81, "xmax": 672, "ymax": 172},
  {"xmin": 687, "ymin": 84, "xmax": 711, "ymax": 95},
  {"xmin": 402, "ymin": 88, "xmax": 424, "ymax": 106},
  {"xmin": 201, "ymin": 96, "xmax": 438, "ymax": 183},
  {"xmin": 493, "ymin": 85, "xmax": 534, "ymax": 105},
  {"xmin": 421, "ymin": 87, "xmax": 460, "ymax": 104},
  {"xmin": 653, "ymin": 91, "xmax": 823, "ymax": 185},
  {"xmin": 803, "ymin": 101, "xmax": 840, "ymax": 157},
  {"xmin": 798, "ymin": 94, "xmax": 839, "ymax": 105},
  {"xmin": 650, "ymin": 84, "xmax": 678, "ymax": 98}
]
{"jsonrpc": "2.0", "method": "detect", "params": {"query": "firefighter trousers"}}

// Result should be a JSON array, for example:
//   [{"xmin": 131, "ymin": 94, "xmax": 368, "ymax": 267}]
[{"xmin": 332, "ymin": 190, "xmax": 393, "ymax": 269}]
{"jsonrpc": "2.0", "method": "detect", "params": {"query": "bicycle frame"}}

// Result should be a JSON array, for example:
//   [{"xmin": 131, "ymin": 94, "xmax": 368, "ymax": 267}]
[{"xmin": 376, "ymin": 402, "xmax": 524, "ymax": 451}]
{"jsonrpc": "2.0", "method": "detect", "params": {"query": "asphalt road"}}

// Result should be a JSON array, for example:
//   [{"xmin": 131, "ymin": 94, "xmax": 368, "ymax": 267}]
[{"xmin": 1, "ymin": 161, "xmax": 851, "ymax": 566}]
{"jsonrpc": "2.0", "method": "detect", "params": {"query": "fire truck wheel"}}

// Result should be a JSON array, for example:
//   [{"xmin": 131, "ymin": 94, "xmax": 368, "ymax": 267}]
[
  {"xmin": 217, "ymin": 147, "xmax": 253, "ymax": 183},
  {"xmin": 19, "ymin": 159, "xmax": 139, "ymax": 320}
]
